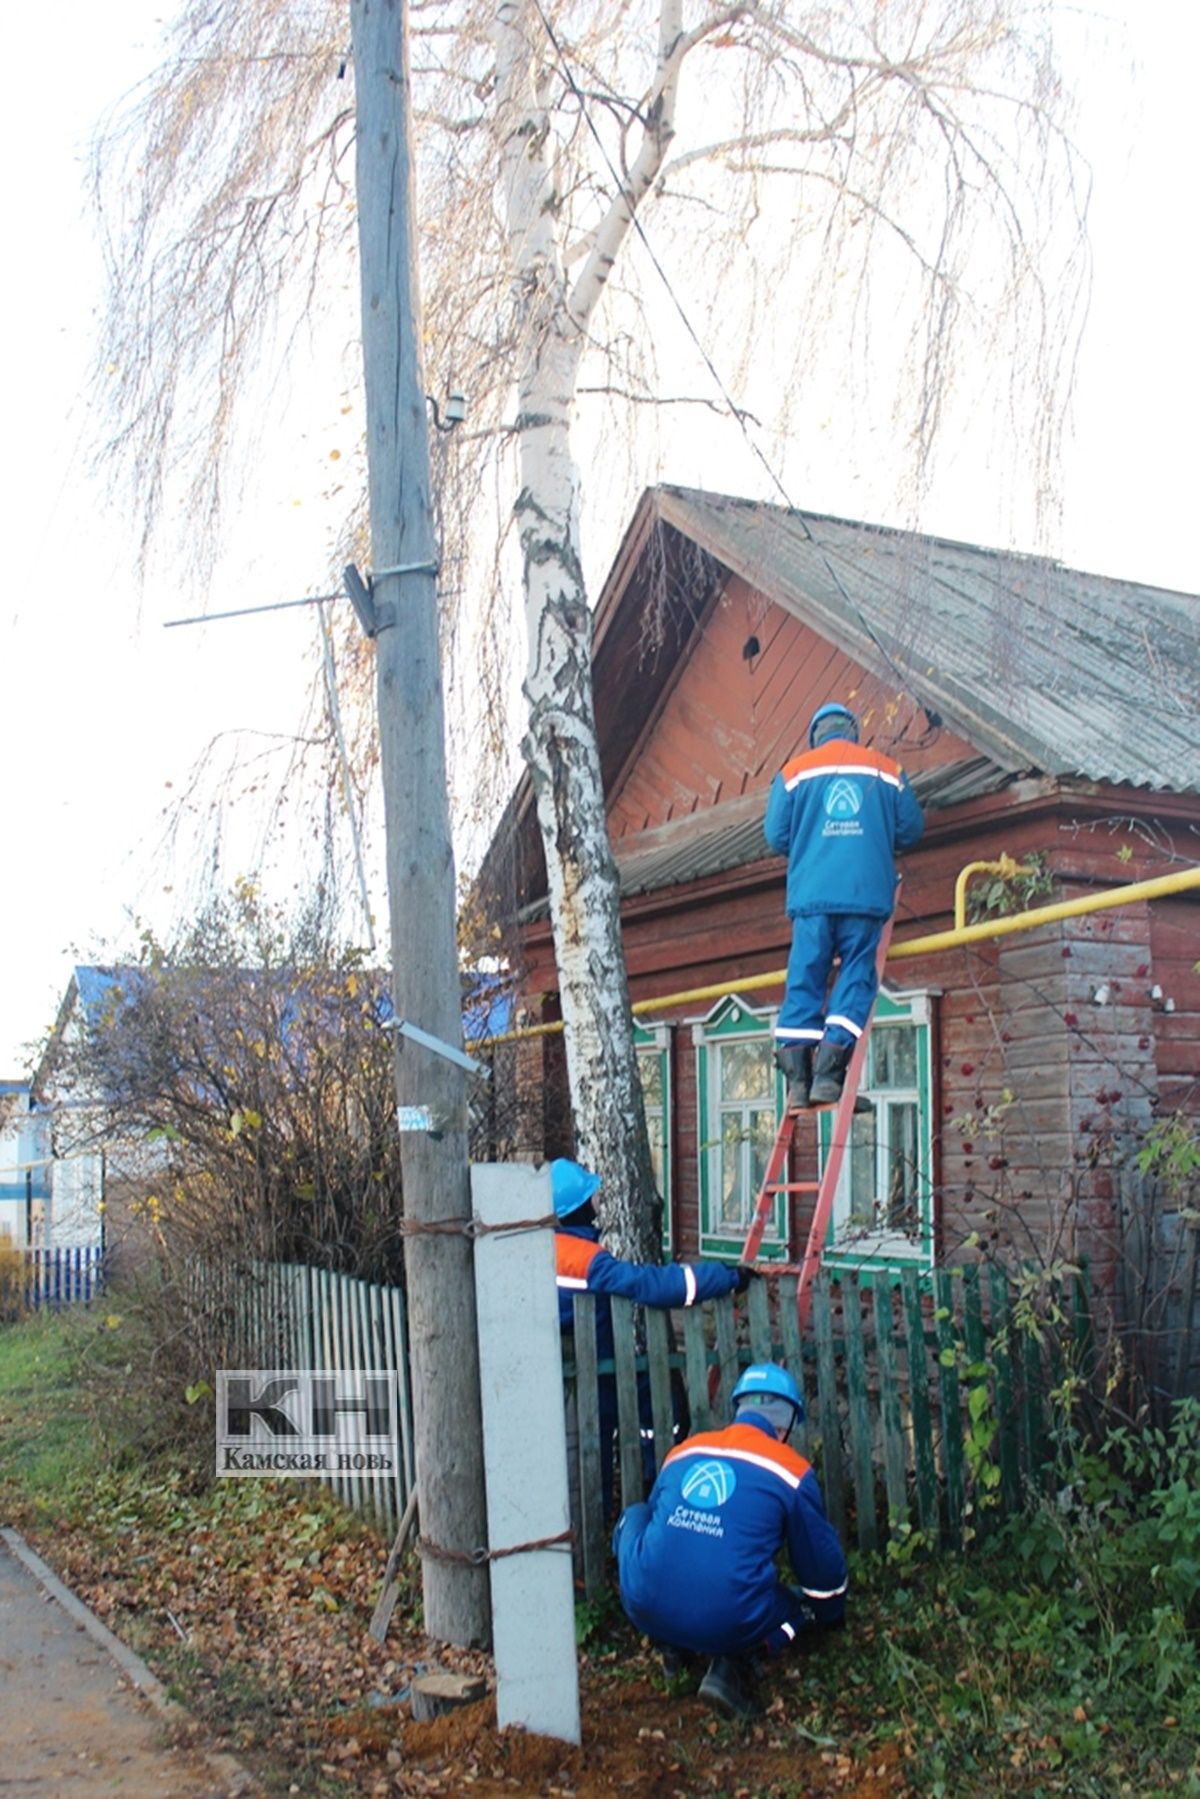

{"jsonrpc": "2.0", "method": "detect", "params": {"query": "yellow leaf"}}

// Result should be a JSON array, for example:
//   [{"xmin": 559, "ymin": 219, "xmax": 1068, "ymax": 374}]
[{"xmin": 105, "ymin": 1314, "xmax": 122, "ymax": 1330}]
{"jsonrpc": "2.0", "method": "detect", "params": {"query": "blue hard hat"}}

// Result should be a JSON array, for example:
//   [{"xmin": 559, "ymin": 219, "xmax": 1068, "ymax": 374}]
[
  {"xmin": 550, "ymin": 1157, "xmax": 602, "ymax": 1220},
  {"xmin": 732, "ymin": 1362, "xmax": 805, "ymax": 1421},
  {"xmin": 808, "ymin": 703, "xmax": 859, "ymax": 748}
]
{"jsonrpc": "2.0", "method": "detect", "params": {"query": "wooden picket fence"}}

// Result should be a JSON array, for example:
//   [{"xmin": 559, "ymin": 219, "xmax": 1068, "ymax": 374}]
[
  {"xmin": 185, "ymin": 1255, "xmax": 1091, "ymax": 1589},
  {"xmin": 183, "ymin": 1258, "xmax": 417, "ymax": 1537},
  {"xmin": 563, "ymin": 1263, "xmax": 1095, "ymax": 1596}
]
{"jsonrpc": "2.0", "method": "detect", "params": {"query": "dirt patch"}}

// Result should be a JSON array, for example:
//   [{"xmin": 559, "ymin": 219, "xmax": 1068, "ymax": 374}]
[{"xmin": 324, "ymin": 1669, "xmax": 913, "ymax": 1796}]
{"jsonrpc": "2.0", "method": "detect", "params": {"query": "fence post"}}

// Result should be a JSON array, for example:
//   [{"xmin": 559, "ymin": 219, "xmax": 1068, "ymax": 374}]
[
  {"xmin": 988, "ymin": 1265, "xmax": 1021, "ymax": 1515},
  {"xmin": 900, "ymin": 1268, "xmax": 939, "ymax": 1543},
  {"xmin": 842, "ymin": 1281, "xmax": 877, "ymax": 1553},
  {"xmin": 873, "ymin": 1283, "xmax": 908, "ymax": 1535},
  {"xmin": 643, "ymin": 1307, "xmax": 675, "ymax": 1476},
  {"xmin": 777, "ymin": 1274, "xmax": 810, "ymax": 1461},
  {"xmin": 746, "ymin": 1278, "xmax": 773, "ymax": 1363},
  {"xmin": 611, "ymin": 1296, "xmax": 644, "ymax": 1511},
  {"xmin": 713, "ymin": 1296, "xmax": 740, "ymax": 1419},
  {"xmin": 933, "ymin": 1270, "xmax": 965, "ymax": 1548},
  {"xmin": 571, "ymin": 1295, "xmax": 606, "ymax": 1596},
  {"xmin": 811, "ymin": 1277, "xmax": 844, "ymax": 1542},
  {"xmin": 680, "ymin": 1307, "xmax": 713, "ymax": 1435}
]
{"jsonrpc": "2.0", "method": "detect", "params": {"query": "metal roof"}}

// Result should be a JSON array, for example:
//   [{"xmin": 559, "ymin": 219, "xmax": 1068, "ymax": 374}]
[
  {"xmin": 656, "ymin": 487, "xmax": 1200, "ymax": 794},
  {"xmin": 520, "ymin": 758, "xmax": 1014, "ymax": 920}
]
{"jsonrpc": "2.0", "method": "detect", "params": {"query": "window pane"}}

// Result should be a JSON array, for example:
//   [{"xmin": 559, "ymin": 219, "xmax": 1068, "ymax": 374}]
[
  {"xmin": 885, "ymin": 1102, "xmax": 920, "ymax": 1233},
  {"xmin": 720, "ymin": 1040, "xmax": 773, "ymax": 1104},
  {"xmin": 872, "ymin": 1025, "xmax": 917, "ymax": 1089},
  {"xmin": 847, "ymin": 1112, "xmax": 877, "ymax": 1233},
  {"xmin": 750, "ymin": 1109, "xmax": 775, "ymax": 1200},
  {"xmin": 720, "ymin": 1115, "xmax": 746, "ymax": 1230},
  {"xmin": 638, "ymin": 1052, "xmax": 662, "ymax": 1110}
]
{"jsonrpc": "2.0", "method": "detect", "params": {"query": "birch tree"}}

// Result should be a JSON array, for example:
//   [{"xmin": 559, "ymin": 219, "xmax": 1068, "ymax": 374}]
[{"xmin": 95, "ymin": 0, "xmax": 1088, "ymax": 1259}]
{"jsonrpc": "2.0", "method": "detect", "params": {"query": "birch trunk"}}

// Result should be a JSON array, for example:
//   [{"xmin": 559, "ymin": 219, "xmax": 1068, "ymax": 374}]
[{"xmin": 494, "ymin": 0, "xmax": 690, "ymax": 1260}]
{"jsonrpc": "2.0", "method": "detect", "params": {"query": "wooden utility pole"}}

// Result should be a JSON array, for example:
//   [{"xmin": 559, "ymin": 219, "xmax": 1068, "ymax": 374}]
[{"xmin": 349, "ymin": 0, "xmax": 489, "ymax": 1646}]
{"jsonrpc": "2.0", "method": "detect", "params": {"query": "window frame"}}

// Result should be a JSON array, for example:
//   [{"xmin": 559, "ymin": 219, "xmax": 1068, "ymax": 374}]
[
  {"xmin": 692, "ymin": 995, "xmax": 787, "ymax": 1261},
  {"xmin": 634, "ymin": 1020, "xmax": 672, "ymax": 1254},
  {"xmin": 817, "ymin": 988, "xmax": 936, "ymax": 1277}
]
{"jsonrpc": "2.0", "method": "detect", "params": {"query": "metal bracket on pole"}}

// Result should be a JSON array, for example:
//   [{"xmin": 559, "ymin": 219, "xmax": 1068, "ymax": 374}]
[
  {"xmin": 385, "ymin": 1016, "xmax": 491, "ymax": 1079},
  {"xmin": 343, "ymin": 560, "xmax": 439, "ymax": 639}
]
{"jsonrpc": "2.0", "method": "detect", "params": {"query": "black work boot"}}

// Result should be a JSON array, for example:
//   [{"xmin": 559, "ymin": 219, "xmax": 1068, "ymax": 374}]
[
  {"xmin": 659, "ymin": 1644, "xmax": 702, "ymax": 1683},
  {"xmin": 773, "ymin": 1043, "xmax": 812, "ymax": 1112},
  {"xmin": 809, "ymin": 1039, "xmax": 853, "ymax": 1105},
  {"xmin": 698, "ymin": 1654, "xmax": 760, "ymax": 1721}
]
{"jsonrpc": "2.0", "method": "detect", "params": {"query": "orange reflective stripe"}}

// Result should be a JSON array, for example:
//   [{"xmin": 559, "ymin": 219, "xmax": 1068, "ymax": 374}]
[
  {"xmin": 780, "ymin": 743, "xmax": 903, "ymax": 788},
  {"xmin": 555, "ymin": 1235, "xmax": 603, "ymax": 1285},
  {"xmin": 664, "ymin": 1422, "xmax": 811, "ymax": 1485}
]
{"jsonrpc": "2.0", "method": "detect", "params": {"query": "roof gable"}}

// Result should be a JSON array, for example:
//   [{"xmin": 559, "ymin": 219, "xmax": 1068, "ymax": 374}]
[
  {"xmin": 653, "ymin": 486, "xmax": 1199, "ymax": 794},
  {"xmin": 483, "ymin": 486, "xmax": 1199, "ymax": 918}
]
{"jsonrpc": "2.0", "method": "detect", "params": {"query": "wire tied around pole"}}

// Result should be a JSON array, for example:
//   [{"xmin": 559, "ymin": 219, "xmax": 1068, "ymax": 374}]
[
  {"xmin": 396, "ymin": 1212, "xmax": 557, "ymax": 1240},
  {"xmin": 417, "ymin": 1529, "xmax": 574, "ymax": 1566}
]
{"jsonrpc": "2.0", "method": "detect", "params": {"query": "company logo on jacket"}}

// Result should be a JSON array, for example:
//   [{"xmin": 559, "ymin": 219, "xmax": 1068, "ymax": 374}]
[
  {"xmin": 680, "ymin": 1459, "xmax": 737, "ymax": 1508},
  {"xmin": 824, "ymin": 778, "xmax": 862, "ymax": 823}
]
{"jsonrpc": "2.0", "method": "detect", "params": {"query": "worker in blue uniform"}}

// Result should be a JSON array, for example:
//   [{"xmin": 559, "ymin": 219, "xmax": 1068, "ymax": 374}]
[
  {"xmin": 553, "ymin": 1158, "xmax": 752, "ymax": 1517},
  {"xmin": 613, "ymin": 1362, "xmax": 848, "ymax": 1719},
  {"xmin": 765, "ymin": 703, "xmax": 924, "ymax": 1109}
]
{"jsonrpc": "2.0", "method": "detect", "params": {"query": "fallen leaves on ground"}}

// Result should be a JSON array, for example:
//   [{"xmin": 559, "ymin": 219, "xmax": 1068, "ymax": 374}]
[{"xmin": 16, "ymin": 1471, "xmax": 910, "ymax": 1797}]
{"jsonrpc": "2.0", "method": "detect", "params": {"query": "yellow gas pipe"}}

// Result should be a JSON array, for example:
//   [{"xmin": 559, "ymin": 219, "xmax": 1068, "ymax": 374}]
[{"xmin": 471, "ymin": 864, "xmax": 1200, "ymax": 1048}]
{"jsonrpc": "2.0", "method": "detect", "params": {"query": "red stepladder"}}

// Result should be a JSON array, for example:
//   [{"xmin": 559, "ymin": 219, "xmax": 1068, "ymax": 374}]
[{"xmin": 740, "ymin": 899, "xmax": 899, "ymax": 1332}]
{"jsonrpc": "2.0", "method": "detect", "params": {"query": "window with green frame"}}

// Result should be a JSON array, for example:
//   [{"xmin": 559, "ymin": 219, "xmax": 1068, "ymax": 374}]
[
  {"xmin": 818, "ymin": 989, "xmax": 935, "ymax": 1274},
  {"xmin": 634, "ymin": 1022, "xmax": 672, "ymax": 1253},
  {"xmin": 692, "ymin": 996, "xmax": 787, "ymax": 1261}
]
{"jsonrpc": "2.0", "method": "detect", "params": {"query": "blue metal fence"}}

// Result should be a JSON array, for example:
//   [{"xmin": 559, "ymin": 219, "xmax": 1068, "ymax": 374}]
[{"xmin": 21, "ymin": 1245, "xmax": 106, "ymax": 1310}]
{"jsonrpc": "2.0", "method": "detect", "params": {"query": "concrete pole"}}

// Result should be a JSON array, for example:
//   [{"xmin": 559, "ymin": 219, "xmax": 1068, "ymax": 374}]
[
  {"xmin": 472, "ymin": 1164, "xmax": 580, "ymax": 1743},
  {"xmin": 350, "ymin": 0, "xmax": 489, "ymax": 1646}
]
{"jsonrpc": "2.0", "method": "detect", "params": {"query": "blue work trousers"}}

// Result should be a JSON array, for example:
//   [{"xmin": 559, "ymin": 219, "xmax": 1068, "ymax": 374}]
[
  {"xmin": 613, "ymin": 1503, "xmax": 820, "ymax": 1658},
  {"xmin": 775, "ymin": 913, "xmax": 884, "ymax": 1047}
]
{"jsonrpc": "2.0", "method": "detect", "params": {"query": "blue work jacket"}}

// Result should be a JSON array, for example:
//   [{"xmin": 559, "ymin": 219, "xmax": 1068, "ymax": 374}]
[
  {"xmin": 555, "ymin": 1226, "xmax": 740, "ymax": 1363},
  {"xmin": 616, "ymin": 1414, "xmax": 848, "ymax": 1655},
  {"xmin": 764, "ymin": 736, "xmax": 924, "ymax": 919}
]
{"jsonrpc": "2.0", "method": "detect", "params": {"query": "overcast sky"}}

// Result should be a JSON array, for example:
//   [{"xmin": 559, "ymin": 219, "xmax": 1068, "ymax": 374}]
[{"xmin": 1, "ymin": 0, "xmax": 1196, "ymax": 1074}]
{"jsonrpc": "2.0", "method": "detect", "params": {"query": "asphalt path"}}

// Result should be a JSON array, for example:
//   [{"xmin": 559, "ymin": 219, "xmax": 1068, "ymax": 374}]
[{"xmin": 0, "ymin": 1532, "xmax": 253, "ymax": 1796}]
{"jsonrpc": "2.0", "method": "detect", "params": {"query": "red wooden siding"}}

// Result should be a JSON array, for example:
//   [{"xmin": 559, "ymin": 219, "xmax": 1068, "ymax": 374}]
[{"xmin": 607, "ymin": 579, "xmax": 976, "ymax": 839}]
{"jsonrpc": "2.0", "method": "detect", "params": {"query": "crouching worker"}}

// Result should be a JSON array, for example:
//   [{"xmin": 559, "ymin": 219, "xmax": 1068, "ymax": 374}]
[
  {"xmin": 553, "ymin": 1158, "xmax": 752, "ymax": 1517},
  {"xmin": 613, "ymin": 1362, "xmax": 847, "ymax": 1720}
]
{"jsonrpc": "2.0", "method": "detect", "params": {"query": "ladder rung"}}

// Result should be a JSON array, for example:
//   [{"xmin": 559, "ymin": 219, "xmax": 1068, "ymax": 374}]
[{"xmin": 764, "ymin": 1182, "xmax": 819, "ymax": 1193}]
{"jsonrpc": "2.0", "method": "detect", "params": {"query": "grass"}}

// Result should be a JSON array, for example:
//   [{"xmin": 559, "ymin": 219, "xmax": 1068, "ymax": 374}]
[{"xmin": 0, "ymin": 1308, "xmax": 110, "ymax": 1517}]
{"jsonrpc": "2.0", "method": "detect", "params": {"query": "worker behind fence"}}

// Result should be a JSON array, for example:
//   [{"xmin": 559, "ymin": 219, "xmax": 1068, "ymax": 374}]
[
  {"xmin": 765, "ymin": 702, "xmax": 924, "ymax": 1111},
  {"xmin": 612, "ymin": 1361, "xmax": 848, "ymax": 1721},
  {"xmin": 552, "ymin": 1157, "xmax": 753, "ymax": 1518}
]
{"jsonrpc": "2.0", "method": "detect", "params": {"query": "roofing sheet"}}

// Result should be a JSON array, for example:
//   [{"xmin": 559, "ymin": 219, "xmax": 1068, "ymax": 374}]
[
  {"xmin": 658, "ymin": 488, "xmax": 1200, "ymax": 794},
  {"xmin": 519, "ymin": 758, "xmax": 1014, "ymax": 920}
]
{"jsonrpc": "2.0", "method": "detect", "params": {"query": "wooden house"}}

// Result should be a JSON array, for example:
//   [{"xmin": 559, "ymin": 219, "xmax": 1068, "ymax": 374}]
[{"xmin": 482, "ymin": 487, "xmax": 1199, "ymax": 1358}]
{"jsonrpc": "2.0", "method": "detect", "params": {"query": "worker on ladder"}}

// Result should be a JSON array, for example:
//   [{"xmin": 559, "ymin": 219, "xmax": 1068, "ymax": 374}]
[{"xmin": 765, "ymin": 703, "xmax": 924, "ymax": 1111}]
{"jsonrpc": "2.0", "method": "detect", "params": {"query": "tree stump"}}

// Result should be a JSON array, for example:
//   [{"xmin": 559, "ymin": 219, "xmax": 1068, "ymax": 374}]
[{"xmin": 409, "ymin": 1672, "xmax": 487, "ymax": 1722}]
